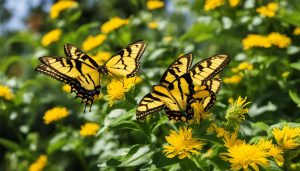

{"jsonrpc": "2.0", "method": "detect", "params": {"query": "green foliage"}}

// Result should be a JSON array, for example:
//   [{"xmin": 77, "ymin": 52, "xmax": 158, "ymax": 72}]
[{"xmin": 1, "ymin": 0, "xmax": 300, "ymax": 171}]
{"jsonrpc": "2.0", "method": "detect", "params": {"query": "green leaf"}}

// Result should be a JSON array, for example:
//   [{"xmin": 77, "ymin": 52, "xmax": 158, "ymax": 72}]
[
  {"xmin": 289, "ymin": 90, "xmax": 300, "ymax": 107},
  {"xmin": 290, "ymin": 61, "xmax": 300, "ymax": 71},
  {"xmin": 98, "ymin": 145, "xmax": 152, "ymax": 168},
  {"xmin": 278, "ymin": 10, "xmax": 300, "ymax": 27},
  {"xmin": 47, "ymin": 132, "xmax": 68, "ymax": 155},
  {"xmin": 0, "ymin": 138, "xmax": 20, "ymax": 151},
  {"xmin": 180, "ymin": 23, "xmax": 214, "ymax": 42},
  {"xmin": 152, "ymin": 151, "xmax": 180, "ymax": 168}
]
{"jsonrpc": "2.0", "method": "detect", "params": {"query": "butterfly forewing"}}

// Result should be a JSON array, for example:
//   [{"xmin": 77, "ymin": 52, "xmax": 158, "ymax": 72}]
[{"xmin": 136, "ymin": 93, "xmax": 165, "ymax": 120}]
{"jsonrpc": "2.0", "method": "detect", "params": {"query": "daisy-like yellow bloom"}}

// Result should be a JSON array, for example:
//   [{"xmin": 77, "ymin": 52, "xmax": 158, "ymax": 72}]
[
  {"xmin": 82, "ymin": 34, "xmax": 107, "ymax": 52},
  {"xmin": 231, "ymin": 62, "xmax": 253, "ymax": 73},
  {"xmin": 225, "ymin": 96, "xmax": 250, "ymax": 124},
  {"xmin": 256, "ymin": 2, "xmax": 278, "ymax": 18},
  {"xmin": 0, "ymin": 85, "xmax": 14, "ymax": 100},
  {"xmin": 43, "ymin": 107, "xmax": 69, "ymax": 124},
  {"xmin": 223, "ymin": 74, "xmax": 243, "ymax": 84},
  {"xmin": 91, "ymin": 51, "xmax": 111, "ymax": 65},
  {"xmin": 79, "ymin": 122, "xmax": 100, "ymax": 137},
  {"xmin": 293, "ymin": 28, "xmax": 300, "ymax": 35},
  {"xmin": 148, "ymin": 21, "xmax": 158, "ymax": 29},
  {"xmin": 163, "ymin": 126, "xmax": 205, "ymax": 159},
  {"xmin": 107, "ymin": 76, "xmax": 143, "ymax": 106},
  {"xmin": 267, "ymin": 32, "xmax": 291, "ymax": 48},
  {"xmin": 223, "ymin": 131, "xmax": 244, "ymax": 148},
  {"xmin": 282, "ymin": 71, "xmax": 290, "ymax": 78},
  {"xmin": 204, "ymin": 0, "xmax": 225, "ymax": 11},
  {"xmin": 256, "ymin": 139, "xmax": 284, "ymax": 166},
  {"xmin": 147, "ymin": 0, "xmax": 164, "ymax": 10},
  {"xmin": 272, "ymin": 126, "xmax": 300, "ymax": 150},
  {"xmin": 62, "ymin": 84, "xmax": 71, "ymax": 93},
  {"xmin": 242, "ymin": 34, "xmax": 271, "ymax": 50},
  {"xmin": 221, "ymin": 142, "xmax": 270, "ymax": 171},
  {"xmin": 100, "ymin": 17, "xmax": 129, "ymax": 34},
  {"xmin": 41, "ymin": 29, "xmax": 62, "ymax": 47},
  {"xmin": 50, "ymin": 0, "xmax": 78, "ymax": 19},
  {"xmin": 229, "ymin": 0, "xmax": 240, "ymax": 7},
  {"xmin": 29, "ymin": 155, "xmax": 47, "ymax": 171}
]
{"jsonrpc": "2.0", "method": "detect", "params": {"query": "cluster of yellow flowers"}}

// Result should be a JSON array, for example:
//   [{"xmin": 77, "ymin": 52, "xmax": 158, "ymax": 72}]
[
  {"xmin": 224, "ymin": 62, "xmax": 253, "ymax": 84},
  {"xmin": 50, "ymin": 0, "xmax": 78, "ymax": 19},
  {"xmin": 204, "ymin": 0, "xmax": 240, "ymax": 11},
  {"xmin": 41, "ymin": 29, "xmax": 62, "ymax": 47},
  {"xmin": 43, "ymin": 107, "xmax": 69, "ymax": 124},
  {"xmin": 107, "ymin": 76, "xmax": 143, "ymax": 106},
  {"xmin": 29, "ymin": 155, "xmax": 47, "ymax": 171},
  {"xmin": 256, "ymin": 2, "xmax": 278, "ymax": 18},
  {"xmin": 147, "ymin": 0, "xmax": 164, "ymax": 10},
  {"xmin": 80, "ymin": 122, "xmax": 100, "ymax": 137},
  {"xmin": 242, "ymin": 32, "xmax": 291, "ymax": 50},
  {"xmin": 0, "ymin": 85, "xmax": 14, "ymax": 100}
]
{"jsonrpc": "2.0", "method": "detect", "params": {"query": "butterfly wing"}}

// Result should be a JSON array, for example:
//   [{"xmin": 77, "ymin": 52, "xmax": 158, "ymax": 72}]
[
  {"xmin": 36, "ymin": 57, "xmax": 100, "ymax": 111},
  {"xmin": 136, "ymin": 93, "xmax": 165, "ymax": 120},
  {"xmin": 190, "ymin": 54, "xmax": 230, "ymax": 85},
  {"xmin": 102, "ymin": 40, "xmax": 146, "ymax": 78},
  {"xmin": 160, "ymin": 53, "xmax": 193, "ymax": 86}
]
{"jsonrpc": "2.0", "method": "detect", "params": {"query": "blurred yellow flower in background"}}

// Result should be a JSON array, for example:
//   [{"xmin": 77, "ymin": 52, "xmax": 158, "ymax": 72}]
[
  {"xmin": 50, "ymin": 0, "xmax": 78, "ymax": 19},
  {"xmin": 148, "ymin": 21, "xmax": 158, "ymax": 29},
  {"xmin": 163, "ymin": 126, "xmax": 205, "ymax": 159},
  {"xmin": 91, "ymin": 51, "xmax": 111, "ymax": 65},
  {"xmin": 242, "ymin": 34, "xmax": 271, "ymax": 50},
  {"xmin": 282, "ymin": 71, "xmax": 290, "ymax": 78},
  {"xmin": 100, "ymin": 17, "xmax": 129, "ymax": 34},
  {"xmin": 0, "ymin": 85, "xmax": 14, "ymax": 100},
  {"xmin": 62, "ymin": 84, "xmax": 71, "ymax": 93},
  {"xmin": 204, "ymin": 0, "xmax": 225, "ymax": 11},
  {"xmin": 207, "ymin": 123, "xmax": 229, "ymax": 137},
  {"xmin": 41, "ymin": 29, "xmax": 62, "ymax": 47},
  {"xmin": 256, "ymin": 2, "xmax": 278, "ymax": 18},
  {"xmin": 221, "ymin": 143, "xmax": 270, "ymax": 171},
  {"xmin": 229, "ymin": 0, "xmax": 240, "ymax": 7},
  {"xmin": 232, "ymin": 62, "xmax": 253, "ymax": 73},
  {"xmin": 293, "ymin": 28, "xmax": 300, "ymax": 35},
  {"xmin": 267, "ymin": 32, "xmax": 291, "ymax": 48},
  {"xmin": 147, "ymin": 0, "xmax": 164, "ymax": 10},
  {"xmin": 29, "ymin": 155, "xmax": 47, "ymax": 171},
  {"xmin": 43, "ymin": 107, "xmax": 69, "ymax": 124},
  {"xmin": 224, "ymin": 74, "xmax": 243, "ymax": 84},
  {"xmin": 80, "ymin": 122, "xmax": 100, "ymax": 137},
  {"xmin": 107, "ymin": 76, "xmax": 142, "ymax": 106},
  {"xmin": 272, "ymin": 126, "xmax": 300, "ymax": 150},
  {"xmin": 82, "ymin": 34, "xmax": 107, "ymax": 51}
]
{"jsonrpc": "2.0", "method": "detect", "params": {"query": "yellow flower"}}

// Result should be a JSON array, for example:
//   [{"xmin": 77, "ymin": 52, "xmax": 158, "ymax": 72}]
[
  {"xmin": 80, "ymin": 122, "xmax": 100, "ymax": 137},
  {"xmin": 228, "ymin": 97, "xmax": 234, "ymax": 104},
  {"xmin": 163, "ymin": 126, "xmax": 205, "ymax": 159},
  {"xmin": 107, "ymin": 76, "xmax": 142, "ymax": 106},
  {"xmin": 256, "ymin": 2, "xmax": 278, "ymax": 18},
  {"xmin": 223, "ymin": 131, "xmax": 244, "ymax": 148},
  {"xmin": 148, "ymin": 21, "xmax": 158, "ymax": 29},
  {"xmin": 43, "ymin": 107, "xmax": 69, "ymax": 124},
  {"xmin": 62, "ymin": 84, "xmax": 71, "ymax": 93},
  {"xmin": 50, "ymin": 0, "xmax": 78, "ymax": 19},
  {"xmin": 293, "ymin": 28, "xmax": 300, "ymax": 35},
  {"xmin": 100, "ymin": 17, "xmax": 129, "ymax": 34},
  {"xmin": 41, "ymin": 29, "xmax": 62, "ymax": 47},
  {"xmin": 256, "ymin": 139, "xmax": 284, "ymax": 167},
  {"xmin": 223, "ymin": 74, "xmax": 243, "ymax": 84},
  {"xmin": 82, "ymin": 34, "xmax": 107, "ymax": 51},
  {"xmin": 204, "ymin": 0, "xmax": 225, "ymax": 11},
  {"xmin": 221, "ymin": 142, "xmax": 270, "ymax": 171},
  {"xmin": 207, "ymin": 123, "xmax": 229, "ymax": 138},
  {"xmin": 29, "ymin": 155, "xmax": 47, "ymax": 171},
  {"xmin": 225, "ymin": 96, "xmax": 250, "ymax": 125},
  {"xmin": 229, "ymin": 0, "xmax": 240, "ymax": 7},
  {"xmin": 147, "ymin": 0, "xmax": 164, "ymax": 10},
  {"xmin": 0, "ymin": 85, "xmax": 14, "ymax": 100},
  {"xmin": 267, "ymin": 32, "xmax": 291, "ymax": 48},
  {"xmin": 242, "ymin": 34, "xmax": 271, "ymax": 50},
  {"xmin": 91, "ymin": 51, "xmax": 111, "ymax": 65},
  {"xmin": 272, "ymin": 126, "xmax": 300, "ymax": 150},
  {"xmin": 282, "ymin": 71, "xmax": 290, "ymax": 78},
  {"xmin": 163, "ymin": 36, "xmax": 172, "ymax": 42},
  {"xmin": 232, "ymin": 62, "xmax": 253, "ymax": 73}
]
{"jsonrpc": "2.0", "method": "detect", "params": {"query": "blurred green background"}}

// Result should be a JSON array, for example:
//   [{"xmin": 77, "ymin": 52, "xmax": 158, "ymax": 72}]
[{"xmin": 1, "ymin": 0, "xmax": 300, "ymax": 170}]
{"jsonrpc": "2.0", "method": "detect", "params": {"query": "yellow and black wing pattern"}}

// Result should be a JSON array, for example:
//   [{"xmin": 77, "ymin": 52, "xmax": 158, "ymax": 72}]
[
  {"xmin": 100, "ymin": 40, "xmax": 146, "ymax": 78},
  {"xmin": 136, "ymin": 54, "xmax": 193, "ymax": 120}
]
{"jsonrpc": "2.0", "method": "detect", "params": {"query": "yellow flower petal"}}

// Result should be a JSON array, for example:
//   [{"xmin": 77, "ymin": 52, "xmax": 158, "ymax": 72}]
[
  {"xmin": 147, "ymin": 0, "xmax": 164, "ymax": 10},
  {"xmin": 29, "ymin": 155, "xmax": 47, "ymax": 171},
  {"xmin": 43, "ymin": 107, "xmax": 69, "ymax": 124},
  {"xmin": 100, "ymin": 17, "xmax": 129, "ymax": 34},
  {"xmin": 80, "ymin": 122, "xmax": 100, "ymax": 137},
  {"xmin": 41, "ymin": 29, "xmax": 62, "ymax": 47},
  {"xmin": 50, "ymin": 0, "xmax": 78, "ymax": 19},
  {"xmin": 82, "ymin": 34, "xmax": 107, "ymax": 51},
  {"xmin": 0, "ymin": 85, "xmax": 14, "ymax": 100}
]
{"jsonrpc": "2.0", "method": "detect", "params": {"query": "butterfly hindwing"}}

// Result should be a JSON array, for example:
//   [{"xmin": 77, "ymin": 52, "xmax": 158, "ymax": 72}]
[
  {"xmin": 136, "ymin": 93, "xmax": 165, "ymax": 120},
  {"xmin": 102, "ymin": 40, "xmax": 146, "ymax": 78}
]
